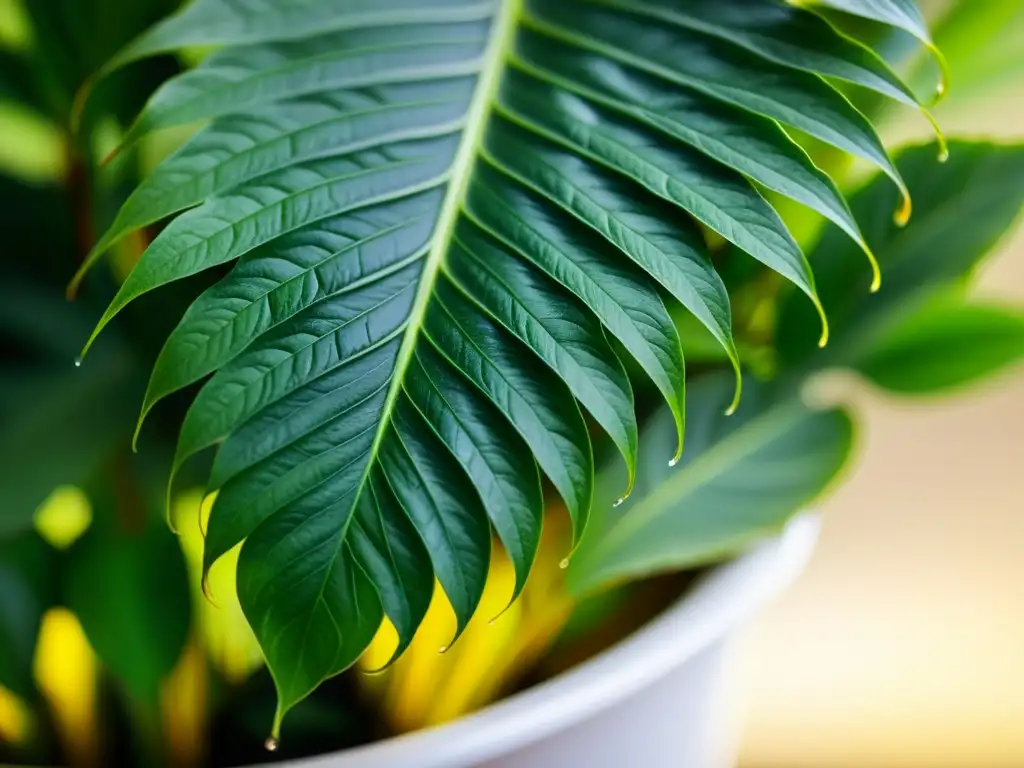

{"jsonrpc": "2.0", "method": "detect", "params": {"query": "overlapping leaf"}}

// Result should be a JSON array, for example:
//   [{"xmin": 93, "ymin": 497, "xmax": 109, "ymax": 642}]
[
  {"xmin": 567, "ymin": 375, "xmax": 853, "ymax": 594},
  {"xmin": 76, "ymin": 0, "xmax": 928, "ymax": 732}
]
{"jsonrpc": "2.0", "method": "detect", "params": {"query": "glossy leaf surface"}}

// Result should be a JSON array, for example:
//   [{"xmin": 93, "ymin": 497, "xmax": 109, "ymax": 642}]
[{"xmin": 78, "ymin": 0, "xmax": 926, "ymax": 729}]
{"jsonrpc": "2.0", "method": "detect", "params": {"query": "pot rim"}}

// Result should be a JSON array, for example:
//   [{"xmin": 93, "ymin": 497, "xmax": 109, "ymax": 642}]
[{"xmin": 280, "ymin": 514, "xmax": 820, "ymax": 768}]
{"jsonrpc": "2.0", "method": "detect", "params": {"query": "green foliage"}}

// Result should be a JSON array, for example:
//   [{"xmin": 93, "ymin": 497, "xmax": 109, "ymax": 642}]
[
  {"xmin": 64, "ymin": 480, "xmax": 191, "ymax": 707},
  {"xmin": 568, "ymin": 375, "xmax": 854, "ymax": 594},
  {"xmin": 66, "ymin": 0, "xmax": 992, "ymax": 731},
  {"xmin": 0, "ymin": 532, "xmax": 58, "ymax": 700},
  {"xmin": 778, "ymin": 141, "xmax": 1024, "ymax": 367},
  {"xmin": 907, "ymin": 0, "xmax": 1024, "ymax": 100},
  {"xmin": 568, "ymin": 139, "xmax": 1024, "ymax": 611},
  {"xmin": 856, "ymin": 298, "xmax": 1024, "ymax": 394}
]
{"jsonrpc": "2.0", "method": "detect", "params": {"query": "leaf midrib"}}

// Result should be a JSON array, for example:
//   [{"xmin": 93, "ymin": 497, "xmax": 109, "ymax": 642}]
[{"xmin": 358, "ymin": 0, "xmax": 522, "ymax": 481}]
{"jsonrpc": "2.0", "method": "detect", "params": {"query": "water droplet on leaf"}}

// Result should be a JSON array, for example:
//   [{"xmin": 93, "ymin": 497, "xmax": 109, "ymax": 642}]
[
  {"xmin": 264, "ymin": 737, "xmax": 278, "ymax": 752},
  {"xmin": 668, "ymin": 457, "xmax": 679, "ymax": 468},
  {"xmin": 73, "ymin": 358, "xmax": 82, "ymax": 368},
  {"xmin": 558, "ymin": 558, "xmax": 569, "ymax": 569},
  {"xmin": 438, "ymin": 645, "xmax": 448, "ymax": 654}
]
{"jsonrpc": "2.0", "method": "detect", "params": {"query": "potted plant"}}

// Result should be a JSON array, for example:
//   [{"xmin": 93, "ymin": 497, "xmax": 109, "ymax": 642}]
[{"xmin": 2, "ymin": 0, "xmax": 1023, "ymax": 766}]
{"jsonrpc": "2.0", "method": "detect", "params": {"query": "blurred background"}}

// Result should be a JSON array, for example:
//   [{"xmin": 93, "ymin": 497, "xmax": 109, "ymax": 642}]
[{"xmin": 739, "ymin": 16, "xmax": 1024, "ymax": 766}]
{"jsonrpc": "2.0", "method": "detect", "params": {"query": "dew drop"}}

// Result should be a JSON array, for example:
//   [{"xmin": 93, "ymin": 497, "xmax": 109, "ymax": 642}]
[
  {"xmin": 264, "ymin": 737, "xmax": 278, "ymax": 753},
  {"xmin": 613, "ymin": 496, "xmax": 626, "ymax": 508},
  {"xmin": 438, "ymin": 645, "xmax": 448, "ymax": 654},
  {"xmin": 73, "ymin": 357, "xmax": 82, "ymax": 368},
  {"xmin": 558, "ymin": 558, "xmax": 569, "ymax": 570},
  {"xmin": 668, "ymin": 457, "xmax": 679, "ymax": 468},
  {"xmin": 937, "ymin": 146, "xmax": 950, "ymax": 163}
]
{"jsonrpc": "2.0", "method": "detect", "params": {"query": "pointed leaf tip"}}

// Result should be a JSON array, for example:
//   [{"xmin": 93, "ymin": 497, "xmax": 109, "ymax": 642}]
[
  {"xmin": 724, "ymin": 360, "xmax": 743, "ymax": 417},
  {"xmin": 894, "ymin": 191, "xmax": 912, "ymax": 227},
  {"xmin": 816, "ymin": 303, "xmax": 830, "ymax": 349}
]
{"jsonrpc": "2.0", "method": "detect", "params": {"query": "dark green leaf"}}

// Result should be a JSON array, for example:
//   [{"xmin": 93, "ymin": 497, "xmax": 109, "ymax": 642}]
[
  {"xmin": 65, "ymin": 495, "xmax": 191, "ymax": 707},
  {"xmin": 593, "ymin": 0, "xmax": 919, "ymax": 106},
  {"xmin": 0, "ymin": 533, "xmax": 58, "ymax": 700},
  {"xmin": 0, "ymin": 336, "xmax": 140, "ymax": 538},
  {"xmin": 74, "ymin": 0, "xmax": 933, "ymax": 729}
]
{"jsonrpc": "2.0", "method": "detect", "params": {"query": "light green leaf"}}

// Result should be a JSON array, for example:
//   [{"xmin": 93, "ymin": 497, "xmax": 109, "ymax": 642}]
[
  {"xmin": 856, "ymin": 300, "xmax": 1024, "ymax": 394},
  {"xmin": 568, "ymin": 375, "xmax": 854, "ymax": 594},
  {"xmin": 76, "ymin": 0, "xmax": 932, "ymax": 731}
]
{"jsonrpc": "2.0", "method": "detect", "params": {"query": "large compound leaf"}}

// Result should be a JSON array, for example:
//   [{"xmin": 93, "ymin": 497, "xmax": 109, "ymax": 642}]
[{"xmin": 76, "ymin": 0, "xmax": 926, "ymax": 732}]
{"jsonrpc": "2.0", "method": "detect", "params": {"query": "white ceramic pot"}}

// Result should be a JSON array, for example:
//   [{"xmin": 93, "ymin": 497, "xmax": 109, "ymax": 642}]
[{"xmin": 282, "ymin": 515, "xmax": 820, "ymax": 768}]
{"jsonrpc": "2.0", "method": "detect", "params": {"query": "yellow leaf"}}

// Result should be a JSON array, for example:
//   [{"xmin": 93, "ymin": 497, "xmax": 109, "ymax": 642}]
[
  {"xmin": 0, "ymin": 685, "xmax": 32, "ymax": 747},
  {"xmin": 34, "ymin": 608, "xmax": 100, "ymax": 768},
  {"xmin": 33, "ymin": 485, "xmax": 92, "ymax": 550},
  {"xmin": 174, "ymin": 490, "xmax": 264, "ymax": 684},
  {"xmin": 161, "ymin": 640, "xmax": 208, "ymax": 768}
]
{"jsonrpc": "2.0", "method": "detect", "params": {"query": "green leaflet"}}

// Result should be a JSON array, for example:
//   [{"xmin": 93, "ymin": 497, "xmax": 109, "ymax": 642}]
[
  {"xmin": 568, "ymin": 375, "xmax": 854, "ymax": 594},
  {"xmin": 103, "ymin": 0, "xmax": 496, "ymax": 73},
  {"xmin": 523, "ymin": 0, "xmax": 913, "ymax": 221},
  {"xmin": 76, "ymin": 0, "xmax": 931, "ymax": 733},
  {"xmin": 778, "ymin": 141, "xmax": 1024, "ymax": 367},
  {"xmin": 806, "ymin": 0, "xmax": 949, "ymax": 97},
  {"xmin": 509, "ymin": 34, "xmax": 878, "ymax": 290},
  {"xmin": 593, "ymin": 0, "xmax": 918, "ymax": 106}
]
